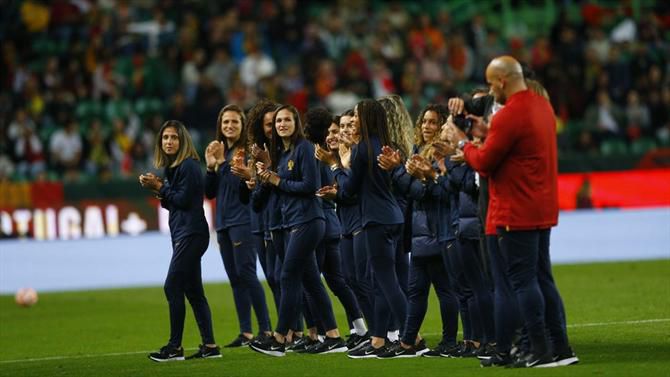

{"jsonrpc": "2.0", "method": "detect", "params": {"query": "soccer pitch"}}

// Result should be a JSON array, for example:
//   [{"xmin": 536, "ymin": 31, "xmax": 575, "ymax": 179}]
[{"xmin": 1, "ymin": 260, "xmax": 669, "ymax": 377}]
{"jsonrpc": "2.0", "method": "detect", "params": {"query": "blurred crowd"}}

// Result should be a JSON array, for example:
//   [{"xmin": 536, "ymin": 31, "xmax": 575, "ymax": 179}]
[{"xmin": 1, "ymin": 0, "xmax": 668, "ymax": 182}]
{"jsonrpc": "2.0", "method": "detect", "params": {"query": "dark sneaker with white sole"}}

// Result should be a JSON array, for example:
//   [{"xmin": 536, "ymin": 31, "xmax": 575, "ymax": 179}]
[
  {"xmin": 347, "ymin": 343, "xmax": 388, "ymax": 359},
  {"xmin": 249, "ymin": 337, "xmax": 286, "ymax": 357},
  {"xmin": 475, "ymin": 343, "xmax": 496, "ymax": 360},
  {"xmin": 306, "ymin": 336, "xmax": 348, "ymax": 354},
  {"xmin": 439, "ymin": 343, "xmax": 463, "ymax": 358},
  {"xmin": 346, "ymin": 333, "xmax": 370, "ymax": 350},
  {"xmin": 480, "ymin": 352, "xmax": 514, "ymax": 367},
  {"xmin": 376, "ymin": 342, "xmax": 417, "ymax": 359},
  {"xmin": 287, "ymin": 336, "xmax": 318, "ymax": 353},
  {"xmin": 186, "ymin": 344, "xmax": 222, "ymax": 359},
  {"xmin": 509, "ymin": 352, "xmax": 558, "ymax": 368},
  {"xmin": 148, "ymin": 345, "xmax": 184, "ymax": 362},
  {"xmin": 348, "ymin": 337, "xmax": 371, "ymax": 353},
  {"xmin": 224, "ymin": 334, "xmax": 252, "ymax": 348},
  {"xmin": 554, "ymin": 348, "xmax": 579, "ymax": 366}
]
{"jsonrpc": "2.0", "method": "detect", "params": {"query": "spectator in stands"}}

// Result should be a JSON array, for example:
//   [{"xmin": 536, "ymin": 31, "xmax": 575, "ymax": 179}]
[
  {"xmin": 584, "ymin": 90, "xmax": 624, "ymax": 144},
  {"xmin": 240, "ymin": 37, "xmax": 276, "ymax": 89},
  {"xmin": 49, "ymin": 120, "xmax": 82, "ymax": 181},
  {"xmin": 14, "ymin": 119, "xmax": 46, "ymax": 180},
  {"xmin": 624, "ymin": 90, "xmax": 651, "ymax": 141}
]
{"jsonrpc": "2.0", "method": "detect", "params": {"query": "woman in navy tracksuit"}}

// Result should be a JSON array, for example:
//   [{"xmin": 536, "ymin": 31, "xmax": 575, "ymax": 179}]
[
  {"xmin": 323, "ymin": 99, "xmax": 407, "ymax": 358},
  {"xmin": 250, "ymin": 105, "xmax": 346, "ymax": 357},
  {"xmin": 204, "ymin": 105, "xmax": 271, "ymax": 347},
  {"xmin": 245, "ymin": 99, "xmax": 281, "ymax": 312},
  {"xmin": 142, "ymin": 120, "xmax": 220, "ymax": 361},
  {"xmin": 303, "ymin": 107, "xmax": 367, "ymax": 351},
  {"xmin": 330, "ymin": 110, "xmax": 375, "ymax": 346}
]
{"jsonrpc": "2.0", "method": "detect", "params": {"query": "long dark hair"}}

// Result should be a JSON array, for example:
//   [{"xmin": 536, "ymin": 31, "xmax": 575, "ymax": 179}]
[
  {"xmin": 215, "ymin": 104, "xmax": 247, "ymax": 154},
  {"xmin": 304, "ymin": 106, "xmax": 333, "ymax": 147},
  {"xmin": 356, "ymin": 99, "xmax": 392, "ymax": 171},
  {"xmin": 246, "ymin": 98, "xmax": 279, "ymax": 150},
  {"xmin": 270, "ymin": 104, "xmax": 304, "ymax": 172}
]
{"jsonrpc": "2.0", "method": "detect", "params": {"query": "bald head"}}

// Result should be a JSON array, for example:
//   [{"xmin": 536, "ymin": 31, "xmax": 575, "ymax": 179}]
[{"xmin": 485, "ymin": 55, "xmax": 527, "ymax": 104}]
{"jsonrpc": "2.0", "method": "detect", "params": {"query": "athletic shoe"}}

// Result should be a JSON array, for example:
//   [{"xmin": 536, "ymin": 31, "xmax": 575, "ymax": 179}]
[
  {"xmin": 348, "ymin": 337, "xmax": 371, "ymax": 353},
  {"xmin": 376, "ymin": 342, "xmax": 417, "ymax": 359},
  {"xmin": 509, "ymin": 352, "xmax": 558, "ymax": 368},
  {"xmin": 287, "ymin": 336, "xmax": 317, "ymax": 353},
  {"xmin": 306, "ymin": 336, "xmax": 348, "ymax": 354},
  {"xmin": 224, "ymin": 334, "xmax": 252, "ymax": 348},
  {"xmin": 148, "ymin": 345, "xmax": 184, "ymax": 362},
  {"xmin": 347, "ymin": 343, "xmax": 389, "ymax": 359},
  {"xmin": 458, "ymin": 341, "xmax": 478, "ymax": 357},
  {"xmin": 249, "ymin": 336, "xmax": 286, "ymax": 357},
  {"xmin": 554, "ymin": 347, "xmax": 579, "ymax": 366},
  {"xmin": 422, "ymin": 342, "xmax": 452, "ymax": 358},
  {"xmin": 186, "ymin": 344, "xmax": 222, "ymax": 359},
  {"xmin": 480, "ymin": 352, "xmax": 514, "ymax": 367},
  {"xmin": 414, "ymin": 339, "xmax": 429, "ymax": 355},
  {"xmin": 475, "ymin": 343, "xmax": 496, "ymax": 360},
  {"xmin": 346, "ymin": 332, "xmax": 370, "ymax": 349},
  {"xmin": 294, "ymin": 338, "xmax": 322, "ymax": 353}
]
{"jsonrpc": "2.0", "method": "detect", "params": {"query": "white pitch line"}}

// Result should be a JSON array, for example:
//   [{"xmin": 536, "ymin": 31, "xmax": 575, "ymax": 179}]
[{"xmin": 1, "ymin": 318, "xmax": 669, "ymax": 364}]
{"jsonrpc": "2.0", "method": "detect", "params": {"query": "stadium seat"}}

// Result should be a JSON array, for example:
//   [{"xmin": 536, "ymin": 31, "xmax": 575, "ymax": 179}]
[
  {"xmin": 630, "ymin": 137, "xmax": 657, "ymax": 155},
  {"xmin": 600, "ymin": 139, "xmax": 628, "ymax": 156}
]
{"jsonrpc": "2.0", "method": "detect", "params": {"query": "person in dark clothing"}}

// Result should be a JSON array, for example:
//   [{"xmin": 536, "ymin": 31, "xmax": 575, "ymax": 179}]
[
  {"xmin": 204, "ymin": 104, "xmax": 272, "ymax": 347},
  {"xmin": 250, "ymin": 105, "xmax": 347, "ymax": 357},
  {"xmin": 140, "ymin": 120, "xmax": 220, "ymax": 362},
  {"xmin": 317, "ymin": 99, "xmax": 407, "ymax": 358}
]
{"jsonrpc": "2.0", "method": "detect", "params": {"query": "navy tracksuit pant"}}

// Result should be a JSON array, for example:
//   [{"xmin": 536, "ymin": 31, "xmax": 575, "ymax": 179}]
[
  {"xmin": 401, "ymin": 254, "xmax": 458, "ymax": 346},
  {"xmin": 218, "ymin": 225, "xmax": 271, "ymax": 334},
  {"xmin": 441, "ymin": 240, "xmax": 477, "ymax": 341},
  {"xmin": 165, "ymin": 234, "xmax": 215, "ymax": 348},
  {"xmin": 275, "ymin": 220, "xmax": 338, "ymax": 336},
  {"xmin": 497, "ymin": 228, "xmax": 570, "ymax": 355},
  {"xmin": 256, "ymin": 234, "xmax": 281, "ymax": 312},
  {"xmin": 341, "ymin": 232, "xmax": 375, "ymax": 328},
  {"xmin": 458, "ymin": 238, "xmax": 496, "ymax": 344},
  {"xmin": 365, "ymin": 224, "xmax": 407, "ymax": 338}
]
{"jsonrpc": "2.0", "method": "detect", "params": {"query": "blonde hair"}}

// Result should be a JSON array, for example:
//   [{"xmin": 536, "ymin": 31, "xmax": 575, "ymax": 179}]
[
  {"xmin": 153, "ymin": 120, "xmax": 200, "ymax": 168},
  {"xmin": 377, "ymin": 94, "xmax": 414, "ymax": 158},
  {"xmin": 526, "ymin": 79, "xmax": 550, "ymax": 101}
]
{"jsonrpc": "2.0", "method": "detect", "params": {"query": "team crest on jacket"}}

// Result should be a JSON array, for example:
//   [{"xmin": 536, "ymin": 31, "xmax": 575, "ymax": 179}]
[{"xmin": 288, "ymin": 159, "xmax": 294, "ymax": 171}]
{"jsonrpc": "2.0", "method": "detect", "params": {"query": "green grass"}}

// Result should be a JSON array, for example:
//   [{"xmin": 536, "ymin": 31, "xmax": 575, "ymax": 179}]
[{"xmin": 1, "ymin": 260, "xmax": 669, "ymax": 377}]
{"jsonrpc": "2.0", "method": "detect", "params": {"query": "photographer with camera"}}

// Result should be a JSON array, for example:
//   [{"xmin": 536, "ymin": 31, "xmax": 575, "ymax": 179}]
[{"xmin": 450, "ymin": 56, "xmax": 577, "ymax": 368}]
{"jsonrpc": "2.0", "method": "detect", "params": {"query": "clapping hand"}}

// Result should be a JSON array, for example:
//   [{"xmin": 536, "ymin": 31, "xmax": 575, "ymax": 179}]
[
  {"xmin": 316, "ymin": 184, "xmax": 338, "ymax": 200},
  {"xmin": 139, "ymin": 172, "xmax": 163, "ymax": 192},
  {"xmin": 377, "ymin": 145, "xmax": 402, "ymax": 171},
  {"xmin": 255, "ymin": 161, "xmax": 280, "ymax": 186},
  {"xmin": 231, "ymin": 149, "xmax": 252, "ymax": 180},
  {"xmin": 315, "ymin": 144, "xmax": 336, "ymax": 166},
  {"xmin": 205, "ymin": 141, "xmax": 225, "ymax": 171},
  {"xmin": 251, "ymin": 143, "xmax": 271, "ymax": 166}
]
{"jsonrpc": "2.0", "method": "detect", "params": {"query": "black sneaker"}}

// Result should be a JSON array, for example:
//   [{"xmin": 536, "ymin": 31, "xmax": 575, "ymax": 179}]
[
  {"xmin": 554, "ymin": 347, "xmax": 579, "ymax": 366},
  {"xmin": 287, "ymin": 336, "xmax": 318, "ymax": 353},
  {"xmin": 458, "ymin": 341, "xmax": 478, "ymax": 357},
  {"xmin": 347, "ymin": 343, "xmax": 388, "ymax": 359},
  {"xmin": 510, "ymin": 352, "xmax": 558, "ymax": 368},
  {"xmin": 475, "ymin": 343, "xmax": 496, "ymax": 360},
  {"xmin": 249, "ymin": 336, "xmax": 286, "ymax": 357},
  {"xmin": 186, "ymin": 344, "xmax": 222, "ymax": 359},
  {"xmin": 422, "ymin": 342, "xmax": 450, "ymax": 358},
  {"xmin": 306, "ymin": 336, "xmax": 348, "ymax": 354},
  {"xmin": 414, "ymin": 339, "xmax": 429, "ymax": 356},
  {"xmin": 437, "ymin": 343, "xmax": 462, "ymax": 358},
  {"xmin": 148, "ymin": 345, "xmax": 184, "ymax": 362},
  {"xmin": 480, "ymin": 352, "xmax": 514, "ymax": 367},
  {"xmin": 376, "ymin": 342, "xmax": 417, "ymax": 359},
  {"xmin": 224, "ymin": 334, "xmax": 252, "ymax": 348},
  {"xmin": 346, "ymin": 332, "xmax": 370, "ymax": 349},
  {"xmin": 294, "ymin": 338, "xmax": 321, "ymax": 353},
  {"xmin": 349, "ymin": 337, "xmax": 371, "ymax": 353}
]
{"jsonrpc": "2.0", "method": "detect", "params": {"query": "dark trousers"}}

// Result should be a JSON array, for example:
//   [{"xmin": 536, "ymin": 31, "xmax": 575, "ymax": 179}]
[
  {"xmin": 402, "ymin": 254, "xmax": 458, "ymax": 346},
  {"xmin": 258, "ymin": 234, "xmax": 281, "ymax": 312},
  {"xmin": 441, "ymin": 240, "xmax": 476, "ymax": 341},
  {"xmin": 341, "ymin": 232, "xmax": 375, "ymax": 328},
  {"xmin": 275, "ymin": 220, "xmax": 337, "ymax": 336},
  {"xmin": 459, "ymin": 238, "xmax": 496, "ymax": 344},
  {"xmin": 487, "ymin": 235, "xmax": 522, "ymax": 353},
  {"xmin": 317, "ymin": 237, "xmax": 363, "ymax": 328},
  {"xmin": 391, "ymin": 234, "xmax": 410, "ymax": 331},
  {"xmin": 218, "ymin": 225, "xmax": 271, "ymax": 334},
  {"xmin": 497, "ymin": 228, "xmax": 569, "ymax": 355},
  {"xmin": 165, "ymin": 234, "xmax": 215, "ymax": 348},
  {"xmin": 365, "ymin": 224, "xmax": 407, "ymax": 338}
]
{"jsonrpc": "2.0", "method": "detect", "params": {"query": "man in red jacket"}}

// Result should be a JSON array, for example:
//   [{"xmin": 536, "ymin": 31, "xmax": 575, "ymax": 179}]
[{"xmin": 452, "ymin": 56, "xmax": 577, "ymax": 368}]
